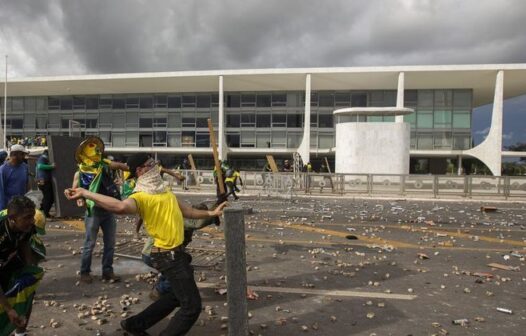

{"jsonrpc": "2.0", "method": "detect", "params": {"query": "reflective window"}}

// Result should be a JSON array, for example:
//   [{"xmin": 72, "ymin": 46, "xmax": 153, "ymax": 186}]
[
  {"xmin": 418, "ymin": 90, "xmax": 433, "ymax": 107},
  {"xmin": 240, "ymin": 113, "xmax": 255, "ymax": 127},
  {"xmin": 256, "ymin": 114, "xmax": 271, "ymax": 127},
  {"xmin": 140, "ymin": 96, "xmax": 153, "ymax": 109},
  {"xmin": 452, "ymin": 113, "xmax": 470, "ymax": 128},
  {"xmin": 272, "ymin": 113, "xmax": 286, "ymax": 127},
  {"xmin": 168, "ymin": 96, "xmax": 181, "ymax": 108},
  {"xmin": 271, "ymin": 93, "xmax": 287, "ymax": 107},
  {"xmin": 318, "ymin": 114, "xmax": 333, "ymax": 128},
  {"xmin": 287, "ymin": 113, "xmax": 302, "ymax": 128},
  {"xmin": 182, "ymin": 95, "xmax": 196, "ymax": 108},
  {"xmin": 226, "ymin": 133, "xmax": 240, "ymax": 147},
  {"xmin": 126, "ymin": 96, "xmax": 140, "ymax": 108},
  {"xmin": 334, "ymin": 92, "xmax": 350, "ymax": 106},
  {"xmin": 86, "ymin": 96, "xmax": 99, "ymax": 109},
  {"xmin": 241, "ymin": 94, "xmax": 256, "ymax": 107},
  {"xmin": 417, "ymin": 112, "xmax": 433, "ymax": 128},
  {"xmin": 155, "ymin": 95, "xmax": 167, "ymax": 108},
  {"xmin": 257, "ymin": 94, "xmax": 271, "ymax": 107},
  {"xmin": 319, "ymin": 93, "xmax": 334, "ymax": 107},
  {"xmin": 60, "ymin": 97, "xmax": 73, "ymax": 110},
  {"xmin": 12, "ymin": 98, "xmax": 24, "ymax": 111},
  {"xmin": 351, "ymin": 93, "xmax": 367, "ymax": 107},
  {"xmin": 73, "ymin": 96, "xmax": 86, "ymax": 109},
  {"xmin": 226, "ymin": 94, "xmax": 240, "ymax": 107},
  {"xmin": 226, "ymin": 114, "xmax": 240, "ymax": 127},
  {"xmin": 196, "ymin": 133, "xmax": 210, "ymax": 147},
  {"xmin": 454, "ymin": 90, "xmax": 472, "ymax": 108},
  {"xmin": 113, "ymin": 97, "xmax": 125, "ymax": 109},
  {"xmin": 433, "ymin": 110, "xmax": 452, "ymax": 128},
  {"xmin": 99, "ymin": 96, "xmax": 113, "ymax": 109},
  {"xmin": 139, "ymin": 118, "xmax": 152, "ymax": 128},
  {"xmin": 196, "ymin": 95, "xmax": 211, "ymax": 108}
]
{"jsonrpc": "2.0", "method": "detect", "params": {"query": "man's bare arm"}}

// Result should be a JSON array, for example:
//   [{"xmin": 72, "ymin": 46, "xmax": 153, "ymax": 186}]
[
  {"xmin": 65, "ymin": 188, "xmax": 138, "ymax": 215},
  {"xmin": 179, "ymin": 200, "xmax": 227, "ymax": 219}
]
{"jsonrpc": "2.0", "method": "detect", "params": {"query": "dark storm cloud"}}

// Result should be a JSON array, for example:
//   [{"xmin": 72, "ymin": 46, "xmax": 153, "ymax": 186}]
[{"xmin": 1, "ymin": 0, "xmax": 526, "ymax": 76}]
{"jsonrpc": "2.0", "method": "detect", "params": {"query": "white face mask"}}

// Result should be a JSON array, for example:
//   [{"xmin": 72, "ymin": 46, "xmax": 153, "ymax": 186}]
[{"xmin": 134, "ymin": 166, "xmax": 166, "ymax": 194}]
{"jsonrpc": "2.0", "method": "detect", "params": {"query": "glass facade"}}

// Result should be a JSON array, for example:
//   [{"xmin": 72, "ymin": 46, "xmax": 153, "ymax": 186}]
[{"xmin": 0, "ymin": 88, "xmax": 472, "ymax": 151}]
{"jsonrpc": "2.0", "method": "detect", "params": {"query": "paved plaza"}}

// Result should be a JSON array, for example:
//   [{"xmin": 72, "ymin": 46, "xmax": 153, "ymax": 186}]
[{"xmin": 27, "ymin": 194, "xmax": 525, "ymax": 335}]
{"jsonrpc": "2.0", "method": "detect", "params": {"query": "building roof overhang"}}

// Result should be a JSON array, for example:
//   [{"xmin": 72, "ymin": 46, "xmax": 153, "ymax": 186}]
[{"xmin": 2, "ymin": 64, "xmax": 526, "ymax": 107}]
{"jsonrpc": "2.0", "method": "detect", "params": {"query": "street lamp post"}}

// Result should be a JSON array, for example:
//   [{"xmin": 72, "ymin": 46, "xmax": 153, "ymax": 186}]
[{"xmin": 3, "ymin": 55, "xmax": 7, "ymax": 150}]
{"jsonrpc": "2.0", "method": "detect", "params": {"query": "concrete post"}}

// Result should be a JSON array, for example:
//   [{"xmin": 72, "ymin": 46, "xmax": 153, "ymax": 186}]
[
  {"xmin": 223, "ymin": 207, "xmax": 248, "ymax": 336},
  {"xmin": 457, "ymin": 155, "xmax": 463, "ymax": 176},
  {"xmin": 297, "ymin": 74, "xmax": 311, "ymax": 164},
  {"xmin": 395, "ymin": 72, "xmax": 405, "ymax": 123}
]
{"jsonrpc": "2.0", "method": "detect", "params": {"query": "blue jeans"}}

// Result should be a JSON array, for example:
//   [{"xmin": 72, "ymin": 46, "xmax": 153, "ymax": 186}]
[
  {"xmin": 142, "ymin": 254, "xmax": 172, "ymax": 294},
  {"xmin": 80, "ymin": 210, "xmax": 116, "ymax": 275},
  {"xmin": 125, "ymin": 251, "xmax": 201, "ymax": 335}
]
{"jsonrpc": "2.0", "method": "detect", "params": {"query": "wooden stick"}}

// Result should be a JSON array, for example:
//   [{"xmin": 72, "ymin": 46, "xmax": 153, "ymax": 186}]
[
  {"xmin": 208, "ymin": 119, "xmax": 225, "ymax": 194},
  {"xmin": 187, "ymin": 154, "xmax": 200, "ymax": 188},
  {"xmin": 266, "ymin": 155, "xmax": 279, "ymax": 173}
]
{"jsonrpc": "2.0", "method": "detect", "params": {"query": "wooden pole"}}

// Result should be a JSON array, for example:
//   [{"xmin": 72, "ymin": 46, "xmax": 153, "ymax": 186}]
[
  {"xmin": 324, "ymin": 157, "xmax": 335, "ymax": 191},
  {"xmin": 208, "ymin": 119, "xmax": 225, "ymax": 194},
  {"xmin": 187, "ymin": 154, "xmax": 200, "ymax": 188}
]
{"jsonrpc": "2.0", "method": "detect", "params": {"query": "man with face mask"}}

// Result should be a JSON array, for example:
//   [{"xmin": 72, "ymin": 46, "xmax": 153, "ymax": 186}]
[
  {"xmin": 65, "ymin": 153, "xmax": 227, "ymax": 336},
  {"xmin": 0, "ymin": 196, "xmax": 44, "ymax": 336}
]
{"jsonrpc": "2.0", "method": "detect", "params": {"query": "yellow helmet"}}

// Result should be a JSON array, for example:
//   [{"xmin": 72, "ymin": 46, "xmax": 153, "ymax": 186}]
[{"xmin": 34, "ymin": 209, "xmax": 46, "ymax": 235}]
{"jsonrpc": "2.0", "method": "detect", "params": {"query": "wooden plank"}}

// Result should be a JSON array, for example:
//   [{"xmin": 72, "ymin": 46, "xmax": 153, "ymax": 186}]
[
  {"xmin": 208, "ymin": 119, "xmax": 225, "ymax": 194},
  {"xmin": 265, "ymin": 155, "xmax": 279, "ymax": 173},
  {"xmin": 197, "ymin": 283, "xmax": 416, "ymax": 300},
  {"xmin": 324, "ymin": 157, "xmax": 335, "ymax": 191},
  {"xmin": 187, "ymin": 154, "xmax": 200, "ymax": 188}
]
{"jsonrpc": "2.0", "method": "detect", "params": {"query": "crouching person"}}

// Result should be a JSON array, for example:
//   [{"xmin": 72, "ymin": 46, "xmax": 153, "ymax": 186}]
[
  {"xmin": 0, "ymin": 196, "xmax": 46, "ymax": 336},
  {"xmin": 65, "ymin": 153, "xmax": 227, "ymax": 336}
]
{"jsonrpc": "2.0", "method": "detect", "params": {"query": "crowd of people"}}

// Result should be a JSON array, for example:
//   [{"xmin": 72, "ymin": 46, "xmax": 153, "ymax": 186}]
[
  {"xmin": 0, "ymin": 136, "xmax": 313, "ymax": 335},
  {"xmin": 6, "ymin": 136, "xmax": 47, "ymax": 149},
  {"xmin": 0, "ymin": 137, "xmax": 230, "ymax": 336}
]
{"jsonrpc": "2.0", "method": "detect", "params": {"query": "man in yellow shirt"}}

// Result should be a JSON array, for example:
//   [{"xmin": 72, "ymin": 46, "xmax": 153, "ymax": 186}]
[{"xmin": 65, "ymin": 153, "xmax": 226, "ymax": 336}]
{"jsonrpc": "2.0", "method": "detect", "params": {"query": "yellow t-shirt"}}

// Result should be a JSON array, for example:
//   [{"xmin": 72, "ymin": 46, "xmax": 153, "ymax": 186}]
[{"xmin": 129, "ymin": 191, "xmax": 184, "ymax": 249}]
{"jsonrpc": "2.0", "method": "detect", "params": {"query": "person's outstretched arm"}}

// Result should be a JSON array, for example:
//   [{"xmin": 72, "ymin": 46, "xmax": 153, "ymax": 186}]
[
  {"xmin": 65, "ymin": 188, "xmax": 138, "ymax": 215},
  {"xmin": 179, "ymin": 200, "xmax": 227, "ymax": 219}
]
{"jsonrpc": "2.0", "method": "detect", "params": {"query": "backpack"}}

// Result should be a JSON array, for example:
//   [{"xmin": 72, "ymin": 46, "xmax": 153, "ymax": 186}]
[{"xmin": 225, "ymin": 168, "xmax": 234, "ymax": 178}]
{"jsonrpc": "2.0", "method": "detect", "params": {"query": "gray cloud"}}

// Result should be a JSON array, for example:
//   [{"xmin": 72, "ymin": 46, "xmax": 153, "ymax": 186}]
[{"xmin": 1, "ymin": 0, "xmax": 526, "ymax": 77}]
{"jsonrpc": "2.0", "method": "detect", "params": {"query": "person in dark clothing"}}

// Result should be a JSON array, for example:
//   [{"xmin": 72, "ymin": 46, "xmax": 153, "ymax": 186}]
[{"xmin": 36, "ymin": 150, "xmax": 55, "ymax": 218}]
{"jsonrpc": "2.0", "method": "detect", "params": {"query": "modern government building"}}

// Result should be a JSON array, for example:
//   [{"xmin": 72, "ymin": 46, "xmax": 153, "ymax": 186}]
[{"xmin": 1, "ymin": 64, "xmax": 525, "ymax": 175}]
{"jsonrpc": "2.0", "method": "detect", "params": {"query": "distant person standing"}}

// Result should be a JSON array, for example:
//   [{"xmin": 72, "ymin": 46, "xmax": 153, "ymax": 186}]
[
  {"xmin": 282, "ymin": 159, "xmax": 292, "ymax": 172},
  {"xmin": 0, "ymin": 145, "xmax": 30, "ymax": 210},
  {"xmin": 36, "ymin": 150, "xmax": 55, "ymax": 218}
]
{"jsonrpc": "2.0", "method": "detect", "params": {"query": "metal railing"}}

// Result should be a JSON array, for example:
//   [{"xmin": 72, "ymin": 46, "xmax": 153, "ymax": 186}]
[{"xmin": 170, "ymin": 170, "xmax": 526, "ymax": 199}]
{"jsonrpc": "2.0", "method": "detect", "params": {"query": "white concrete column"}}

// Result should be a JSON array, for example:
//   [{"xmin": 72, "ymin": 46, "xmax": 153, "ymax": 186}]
[
  {"xmin": 465, "ymin": 70, "xmax": 504, "ymax": 176},
  {"xmin": 457, "ymin": 155, "xmax": 463, "ymax": 175},
  {"xmin": 297, "ymin": 73, "xmax": 311, "ymax": 164},
  {"xmin": 218, "ymin": 75, "xmax": 227, "ymax": 160},
  {"xmin": 395, "ymin": 72, "xmax": 405, "ymax": 123}
]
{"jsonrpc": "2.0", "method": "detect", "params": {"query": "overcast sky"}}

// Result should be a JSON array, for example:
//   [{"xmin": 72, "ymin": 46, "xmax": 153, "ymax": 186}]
[
  {"xmin": 1, "ymin": 0, "xmax": 525, "ymax": 145},
  {"xmin": 1, "ymin": 0, "xmax": 526, "ymax": 77}
]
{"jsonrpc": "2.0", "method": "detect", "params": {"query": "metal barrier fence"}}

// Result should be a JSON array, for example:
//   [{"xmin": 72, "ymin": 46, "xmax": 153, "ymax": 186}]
[{"xmin": 171, "ymin": 170, "xmax": 526, "ymax": 199}]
